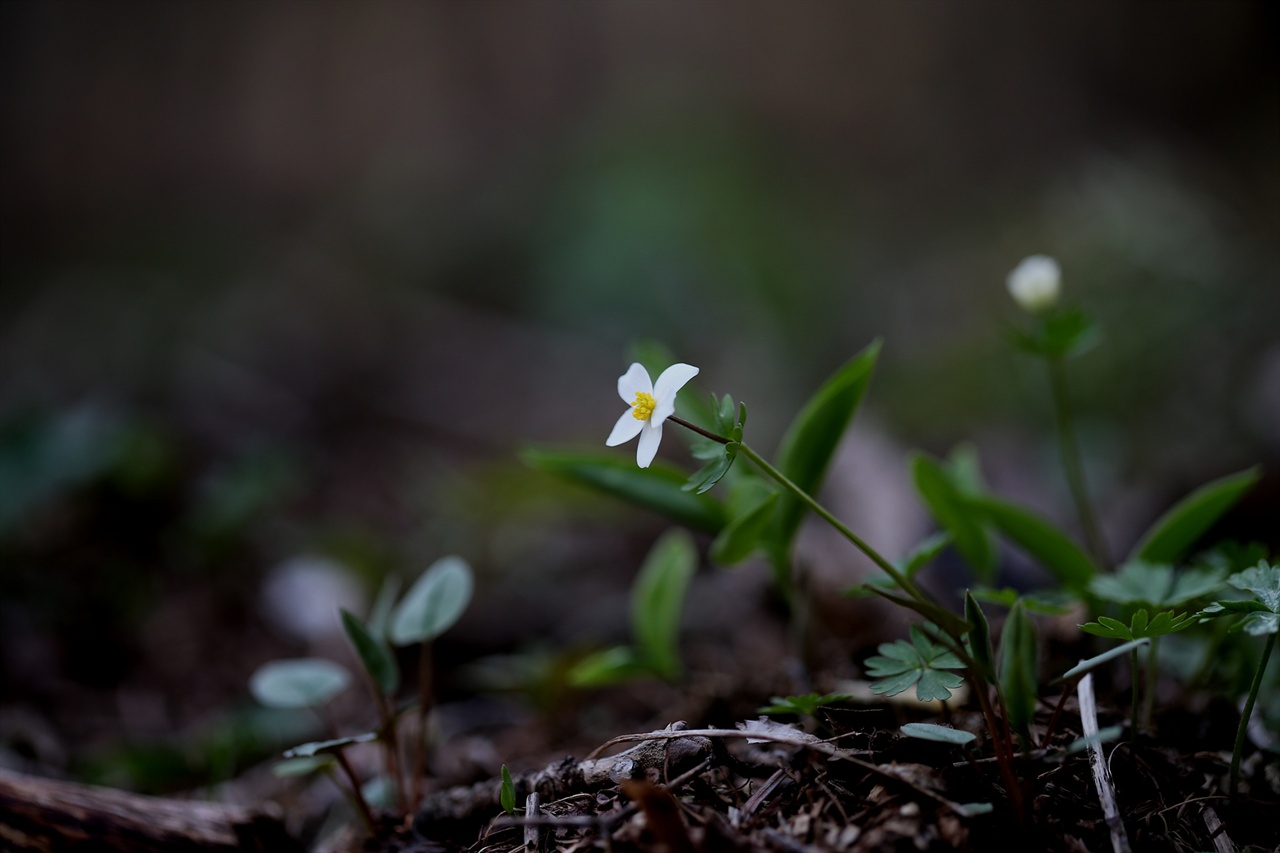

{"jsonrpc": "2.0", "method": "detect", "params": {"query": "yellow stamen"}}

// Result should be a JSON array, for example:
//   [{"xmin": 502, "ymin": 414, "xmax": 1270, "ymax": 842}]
[{"xmin": 631, "ymin": 391, "xmax": 656, "ymax": 421}]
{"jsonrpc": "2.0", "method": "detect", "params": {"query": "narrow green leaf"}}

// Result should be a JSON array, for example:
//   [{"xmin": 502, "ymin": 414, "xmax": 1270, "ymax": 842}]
[
  {"xmin": 998, "ymin": 601, "xmax": 1038, "ymax": 738},
  {"xmin": 366, "ymin": 575, "xmax": 401, "ymax": 642},
  {"xmin": 272, "ymin": 756, "xmax": 334, "ymax": 777},
  {"xmin": 900, "ymin": 722, "xmax": 977, "ymax": 745},
  {"xmin": 567, "ymin": 645, "xmax": 649, "ymax": 687},
  {"xmin": 522, "ymin": 449, "xmax": 726, "ymax": 533},
  {"xmin": 500, "ymin": 765, "xmax": 517, "ymax": 815},
  {"xmin": 767, "ymin": 341, "xmax": 881, "ymax": 561},
  {"xmin": 965, "ymin": 591, "xmax": 994, "ymax": 681},
  {"xmin": 711, "ymin": 489, "xmax": 778, "ymax": 565},
  {"xmin": 341, "ymin": 609, "xmax": 400, "ymax": 696},
  {"xmin": 971, "ymin": 496, "xmax": 1096, "ymax": 592},
  {"xmin": 1058, "ymin": 638, "xmax": 1150, "ymax": 682},
  {"xmin": 910, "ymin": 453, "xmax": 996, "ymax": 580},
  {"xmin": 249, "ymin": 658, "xmax": 351, "ymax": 709},
  {"xmin": 390, "ymin": 555, "xmax": 474, "ymax": 646},
  {"xmin": 1131, "ymin": 467, "xmax": 1261, "ymax": 565},
  {"xmin": 282, "ymin": 731, "xmax": 378, "ymax": 758},
  {"xmin": 900, "ymin": 532, "xmax": 953, "ymax": 578},
  {"xmin": 632, "ymin": 529, "xmax": 697, "ymax": 679}
]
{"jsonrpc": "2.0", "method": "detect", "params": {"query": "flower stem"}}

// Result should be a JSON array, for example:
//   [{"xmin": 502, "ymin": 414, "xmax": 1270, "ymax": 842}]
[
  {"xmin": 735, "ymin": 442, "xmax": 917, "ymax": 598},
  {"xmin": 668, "ymin": 415, "xmax": 730, "ymax": 445},
  {"xmin": 1231, "ymin": 632, "xmax": 1275, "ymax": 798},
  {"xmin": 1047, "ymin": 356, "xmax": 1110, "ymax": 570}
]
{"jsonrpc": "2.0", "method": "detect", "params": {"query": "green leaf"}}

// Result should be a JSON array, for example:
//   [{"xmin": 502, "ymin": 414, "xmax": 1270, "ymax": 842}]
[
  {"xmin": 1228, "ymin": 561, "xmax": 1280, "ymax": 613},
  {"xmin": 910, "ymin": 453, "xmax": 995, "ymax": 580},
  {"xmin": 272, "ymin": 756, "xmax": 334, "ymax": 777},
  {"xmin": 710, "ymin": 486, "xmax": 778, "ymax": 565},
  {"xmin": 900, "ymin": 532, "xmax": 954, "ymax": 578},
  {"xmin": 758, "ymin": 692, "xmax": 852, "ymax": 717},
  {"xmin": 685, "ymin": 396, "xmax": 746, "ymax": 495},
  {"xmin": 632, "ymin": 529, "xmax": 697, "ymax": 679},
  {"xmin": 998, "ymin": 601, "xmax": 1038, "ymax": 738},
  {"xmin": 1090, "ymin": 561, "xmax": 1225, "ymax": 608},
  {"xmin": 522, "ymin": 448, "xmax": 726, "ymax": 533},
  {"xmin": 900, "ymin": 722, "xmax": 977, "ymax": 745},
  {"xmin": 1058, "ymin": 638, "xmax": 1150, "ymax": 682},
  {"xmin": 767, "ymin": 341, "xmax": 880, "ymax": 565},
  {"xmin": 390, "ymin": 555, "xmax": 474, "ymax": 646},
  {"xmin": 1130, "ymin": 467, "xmax": 1261, "ymax": 565},
  {"xmin": 865, "ymin": 627, "xmax": 965, "ymax": 702},
  {"xmin": 500, "ymin": 764, "xmax": 517, "ymax": 815},
  {"xmin": 865, "ymin": 586, "xmax": 972, "ymax": 638},
  {"xmin": 567, "ymin": 645, "xmax": 650, "ymax": 687},
  {"xmin": 971, "ymin": 496, "xmax": 1096, "ymax": 592},
  {"xmin": 341, "ymin": 609, "xmax": 400, "ymax": 696},
  {"xmin": 282, "ymin": 731, "xmax": 378, "ymax": 758},
  {"xmin": 1010, "ymin": 307, "xmax": 1099, "ymax": 360},
  {"xmin": 249, "ymin": 658, "xmax": 351, "ymax": 709},
  {"xmin": 965, "ymin": 591, "xmax": 995, "ymax": 681},
  {"xmin": 366, "ymin": 575, "xmax": 401, "ymax": 642}
]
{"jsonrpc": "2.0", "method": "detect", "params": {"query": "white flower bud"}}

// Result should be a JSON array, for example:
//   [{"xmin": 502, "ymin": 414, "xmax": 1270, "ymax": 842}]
[{"xmin": 1006, "ymin": 255, "xmax": 1061, "ymax": 313}]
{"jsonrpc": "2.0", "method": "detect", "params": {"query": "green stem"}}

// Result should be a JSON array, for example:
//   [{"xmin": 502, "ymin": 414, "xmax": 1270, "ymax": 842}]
[
  {"xmin": 735, "ymin": 442, "xmax": 917, "ymax": 599},
  {"xmin": 1047, "ymin": 356, "xmax": 1110, "ymax": 570},
  {"xmin": 1231, "ymin": 632, "xmax": 1275, "ymax": 798},
  {"xmin": 1142, "ymin": 637, "xmax": 1160, "ymax": 732}
]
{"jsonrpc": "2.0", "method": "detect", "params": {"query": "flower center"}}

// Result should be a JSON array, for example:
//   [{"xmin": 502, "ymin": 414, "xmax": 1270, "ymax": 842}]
[{"xmin": 631, "ymin": 391, "xmax": 656, "ymax": 421}]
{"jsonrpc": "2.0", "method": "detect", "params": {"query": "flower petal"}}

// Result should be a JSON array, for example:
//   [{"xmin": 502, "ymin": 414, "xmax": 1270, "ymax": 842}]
[
  {"xmin": 635, "ymin": 421, "xmax": 663, "ymax": 468},
  {"xmin": 606, "ymin": 409, "xmax": 644, "ymax": 446},
  {"xmin": 653, "ymin": 362, "xmax": 699, "ymax": 401},
  {"xmin": 617, "ymin": 363, "xmax": 652, "ymax": 403}
]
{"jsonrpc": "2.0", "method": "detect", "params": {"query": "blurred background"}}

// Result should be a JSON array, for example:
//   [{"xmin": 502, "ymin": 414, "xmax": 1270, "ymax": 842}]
[{"xmin": 1, "ymin": 0, "xmax": 1277, "ymax": 796}]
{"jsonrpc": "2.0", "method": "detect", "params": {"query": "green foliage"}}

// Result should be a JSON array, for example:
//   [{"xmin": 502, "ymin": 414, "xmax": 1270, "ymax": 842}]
[
  {"xmin": 570, "ymin": 530, "xmax": 698, "ymax": 685},
  {"xmin": 964, "ymin": 591, "xmax": 994, "ymax": 680},
  {"xmin": 970, "ymin": 496, "xmax": 1096, "ymax": 593},
  {"xmin": 522, "ymin": 448, "xmax": 726, "ymax": 533},
  {"xmin": 1058, "ymin": 638, "xmax": 1150, "ymax": 683},
  {"xmin": 390, "ymin": 555, "xmax": 474, "ymax": 646},
  {"xmin": 710, "ymin": 478, "xmax": 777, "ymax": 565},
  {"xmin": 1089, "ymin": 561, "xmax": 1225, "ymax": 608},
  {"xmin": 249, "ymin": 659, "xmax": 352, "ymax": 709},
  {"xmin": 1200, "ymin": 561, "xmax": 1280, "ymax": 636},
  {"xmin": 864, "ymin": 625, "xmax": 965, "ymax": 702},
  {"xmin": 685, "ymin": 395, "xmax": 746, "ymax": 495},
  {"xmin": 341, "ymin": 609, "xmax": 400, "ymax": 696},
  {"xmin": 500, "ymin": 765, "xmax": 517, "ymax": 815},
  {"xmin": 281, "ymin": 732, "xmax": 378, "ymax": 759},
  {"xmin": 900, "ymin": 722, "xmax": 976, "ymax": 746},
  {"xmin": 1079, "ymin": 609, "xmax": 1198, "ymax": 641},
  {"xmin": 1130, "ymin": 468, "xmax": 1261, "ymax": 565},
  {"xmin": 758, "ymin": 692, "xmax": 852, "ymax": 717},
  {"xmin": 766, "ymin": 341, "xmax": 880, "ymax": 575},
  {"xmin": 910, "ymin": 451, "xmax": 996, "ymax": 580},
  {"xmin": 632, "ymin": 529, "xmax": 698, "ymax": 679},
  {"xmin": 997, "ymin": 601, "xmax": 1039, "ymax": 739},
  {"xmin": 1009, "ymin": 306, "xmax": 1099, "ymax": 359}
]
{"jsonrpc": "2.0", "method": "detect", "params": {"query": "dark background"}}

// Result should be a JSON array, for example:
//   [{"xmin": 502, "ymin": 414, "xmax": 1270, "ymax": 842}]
[{"xmin": 2, "ymin": 0, "xmax": 1277, "ymax": 792}]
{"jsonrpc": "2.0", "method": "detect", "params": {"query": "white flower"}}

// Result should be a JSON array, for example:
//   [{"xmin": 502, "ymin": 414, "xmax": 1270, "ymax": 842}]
[
  {"xmin": 606, "ymin": 362, "xmax": 699, "ymax": 468},
  {"xmin": 1006, "ymin": 255, "xmax": 1061, "ymax": 313}
]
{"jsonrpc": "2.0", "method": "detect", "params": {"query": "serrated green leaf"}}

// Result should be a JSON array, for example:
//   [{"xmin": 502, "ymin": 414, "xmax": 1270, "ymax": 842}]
[
  {"xmin": 971, "ymin": 496, "xmax": 1096, "ymax": 592},
  {"xmin": 867, "ymin": 669, "xmax": 924, "ymax": 697},
  {"xmin": 1228, "ymin": 561, "xmax": 1280, "ymax": 612},
  {"xmin": 500, "ymin": 764, "xmax": 516, "ymax": 815},
  {"xmin": 865, "ymin": 629, "xmax": 965, "ymax": 702},
  {"xmin": 1079, "ymin": 621, "xmax": 1127, "ymax": 639},
  {"xmin": 341, "ymin": 609, "xmax": 399, "ymax": 696},
  {"xmin": 998, "ymin": 601, "xmax": 1038, "ymax": 738},
  {"xmin": 767, "ymin": 341, "xmax": 880, "ymax": 566},
  {"xmin": 1131, "ymin": 608, "xmax": 1149, "ymax": 634},
  {"xmin": 910, "ymin": 453, "xmax": 995, "ymax": 580},
  {"xmin": 1238, "ymin": 612, "xmax": 1280, "ymax": 636},
  {"xmin": 523, "ymin": 448, "xmax": 726, "ymax": 533},
  {"xmin": 632, "ymin": 529, "xmax": 697, "ymax": 679},
  {"xmin": 900, "ymin": 722, "xmax": 977, "ymax": 745},
  {"xmin": 249, "ymin": 658, "xmax": 351, "ymax": 709},
  {"xmin": 758, "ymin": 692, "xmax": 852, "ymax": 716},
  {"xmin": 711, "ymin": 487, "xmax": 778, "ymax": 565},
  {"xmin": 390, "ymin": 556, "xmax": 473, "ymax": 646},
  {"xmin": 1131, "ymin": 468, "xmax": 1261, "ymax": 565},
  {"xmin": 915, "ymin": 669, "xmax": 966, "ymax": 702}
]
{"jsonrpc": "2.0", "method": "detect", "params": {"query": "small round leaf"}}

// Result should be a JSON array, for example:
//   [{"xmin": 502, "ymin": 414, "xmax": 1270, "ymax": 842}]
[
  {"xmin": 249, "ymin": 658, "xmax": 351, "ymax": 709},
  {"xmin": 390, "ymin": 556, "xmax": 474, "ymax": 646}
]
